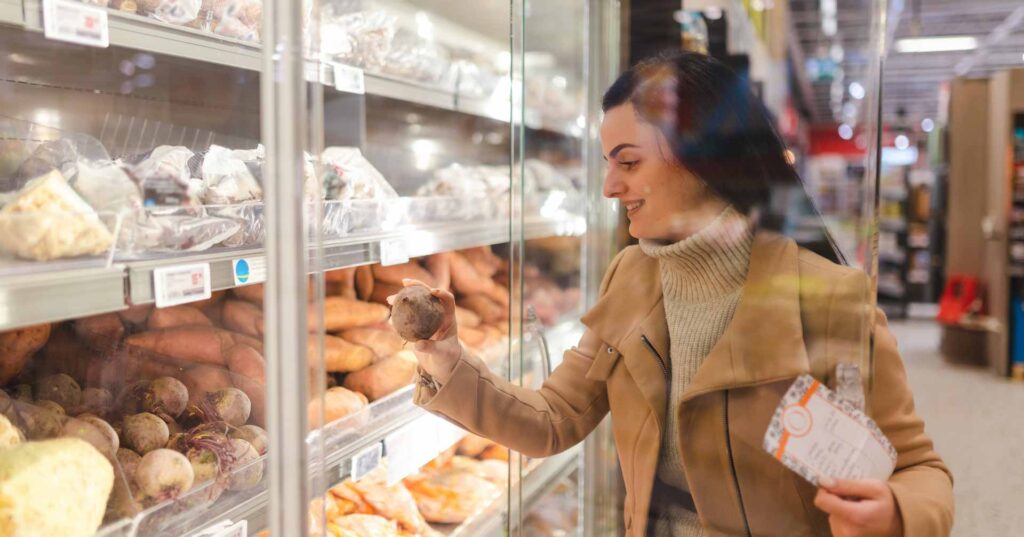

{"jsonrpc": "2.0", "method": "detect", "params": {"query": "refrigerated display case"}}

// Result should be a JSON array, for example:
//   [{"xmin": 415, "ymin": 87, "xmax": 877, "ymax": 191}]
[{"xmin": 0, "ymin": 0, "xmax": 620, "ymax": 534}]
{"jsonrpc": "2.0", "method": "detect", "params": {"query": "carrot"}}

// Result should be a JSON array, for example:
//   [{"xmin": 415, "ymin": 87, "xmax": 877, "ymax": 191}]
[
  {"xmin": 73, "ymin": 313, "xmax": 124, "ymax": 353},
  {"xmin": 354, "ymin": 266, "xmax": 374, "ymax": 300},
  {"xmin": 338, "ymin": 328, "xmax": 405, "ymax": 358},
  {"xmin": 372, "ymin": 261, "xmax": 436, "ymax": 287},
  {"xmin": 310, "ymin": 335, "xmax": 375, "ymax": 373},
  {"xmin": 225, "ymin": 344, "xmax": 266, "ymax": 385},
  {"xmin": 314, "ymin": 297, "xmax": 390, "ymax": 332},
  {"xmin": 0, "ymin": 323, "xmax": 51, "ymax": 384},
  {"xmin": 222, "ymin": 300, "xmax": 265, "ymax": 338},
  {"xmin": 146, "ymin": 305, "xmax": 212, "ymax": 330}
]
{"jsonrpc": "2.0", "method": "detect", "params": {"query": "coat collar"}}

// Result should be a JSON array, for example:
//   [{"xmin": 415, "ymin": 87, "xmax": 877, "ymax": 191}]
[{"xmin": 581, "ymin": 232, "xmax": 812, "ymax": 426}]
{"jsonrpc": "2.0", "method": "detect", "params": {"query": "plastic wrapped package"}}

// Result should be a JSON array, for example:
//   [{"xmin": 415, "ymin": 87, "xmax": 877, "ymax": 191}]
[
  {"xmin": 415, "ymin": 164, "xmax": 508, "ymax": 221},
  {"xmin": 11, "ymin": 139, "xmax": 79, "ymax": 190},
  {"xmin": 320, "ymin": 147, "xmax": 397, "ymax": 201},
  {"xmin": 199, "ymin": 145, "xmax": 263, "ymax": 205},
  {"xmin": 120, "ymin": 209, "xmax": 241, "ymax": 254},
  {"xmin": 321, "ymin": 8, "xmax": 397, "ymax": 72},
  {"xmin": 205, "ymin": 0, "xmax": 262, "ymax": 41},
  {"xmin": 447, "ymin": 60, "xmax": 501, "ymax": 99},
  {"xmin": 0, "ymin": 170, "xmax": 114, "ymax": 261},
  {"xmin": 209, "ymin": 202, "xmax": 263, "ymax": 248},
  {"xmin": 128, "ymin": 146, "xmax": 202, "ymax": 209},
  {"xmin": 136, "ymin": 0, "xmax": 201, "ymax": 25},
  {"xmin": 381, "ymin": 26, "xmax": 451, "ymax": 85}
]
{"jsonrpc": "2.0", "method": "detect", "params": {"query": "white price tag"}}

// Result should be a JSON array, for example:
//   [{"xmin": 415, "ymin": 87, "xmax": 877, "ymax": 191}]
[
  {"xmin": 379, "ymin": 239, "xmax": 409, "ymax": 267},
  {"xmin": 232, "ymin": 257, "xmax": 267, "ymax": 287},
  {"xmin": 193, "ymin": 519, "xmax": 246, "ymax": 537},
  {"xmin": 334, "ymin": 63, "xmax": 366, "ymax": 95},
  {"xmin": 153, "ymin": 263, "xmax": 211, "ymax": 308},
  {"xmin": 350, "ymin": 442, "xmax": 383, "ymax": 482},
  {"xmin": 43, "ymin": 0, "xmax": 109, "ymax": 48}
]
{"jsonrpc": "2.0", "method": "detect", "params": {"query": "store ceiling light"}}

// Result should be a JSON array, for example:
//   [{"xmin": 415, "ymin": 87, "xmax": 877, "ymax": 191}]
[
  {"xmin": 703, "ymin": 7, "xmax": 723, "ymax": 20},
  {"xmin": 894, "ymin": 36, "xmax": 977, "ymax": 53},
  {"xmin": 838, "ymin": 124, "xmax": 854, "ymax": 140},
  {"xmin": 921, "ymin": 118, "xmax": 935, "ymax": 132},
  {"xmin": 895, "ymin": 134, "xmax": 910, "ymax": 150}
]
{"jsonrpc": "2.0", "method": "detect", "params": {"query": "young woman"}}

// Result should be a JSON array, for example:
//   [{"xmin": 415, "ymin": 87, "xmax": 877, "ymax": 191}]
[{"xmin": 400, "ymin": 51, "xmax": 953, "ymax": 536}]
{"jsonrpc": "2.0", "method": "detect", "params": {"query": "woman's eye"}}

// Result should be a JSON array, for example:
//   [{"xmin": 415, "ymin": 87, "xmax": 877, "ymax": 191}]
[{"xmin": 620, "ymin": 160, "xmax": 638, "ymax": 170}]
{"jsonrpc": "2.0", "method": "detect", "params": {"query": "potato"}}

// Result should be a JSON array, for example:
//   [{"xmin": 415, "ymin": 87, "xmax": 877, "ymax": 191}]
[
  {"xmin": 338, "ymin": 328, "xmax": 405, "ymax": 358},
  {"xmin": 35, "ymin": 373, "xmax": 81, "ymax": 410},
  {"xmin": 317, "ymin": 298, "xmax": 390, "ymax": 332},
  {"xmin": 180, "ymin": 365, "xmax": 234, "ymax": 403},
  {"xmin": 342, "ymin": 353, "xmax": 417, "ymax": 401},
  {"xmin": 0, "ymin": 323, "xmax": 51, "ymax": 385},
  {"xmin": 390, "ymin": 286, "xmax": 444, "ymax": 341},
  {"xmin": 313, "ymin": 335, "xmax": 375, "ymax": 373}
]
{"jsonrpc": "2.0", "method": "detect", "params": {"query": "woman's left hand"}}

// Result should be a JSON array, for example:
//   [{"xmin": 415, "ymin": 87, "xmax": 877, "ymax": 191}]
[{"xmin": 813, "ymin": 477, "xmax": 903, "ymax": 537}]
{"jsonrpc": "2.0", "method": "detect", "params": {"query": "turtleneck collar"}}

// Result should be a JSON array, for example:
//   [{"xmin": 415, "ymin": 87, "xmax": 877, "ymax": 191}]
[{"xmin": 639, "ymin": 206, "xmax": 754, "ymax": 303}]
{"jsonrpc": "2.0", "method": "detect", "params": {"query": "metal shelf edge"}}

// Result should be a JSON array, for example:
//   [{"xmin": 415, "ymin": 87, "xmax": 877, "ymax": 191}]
[{"xmin": 0, "ymin": 266, "xmax": 126, "ymax": 330}]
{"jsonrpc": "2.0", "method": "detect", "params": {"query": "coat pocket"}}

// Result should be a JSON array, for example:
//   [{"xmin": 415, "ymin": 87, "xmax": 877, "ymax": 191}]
[{"xmin": 585, "ymin": 343, "xmax": 621, "ymax": 381}]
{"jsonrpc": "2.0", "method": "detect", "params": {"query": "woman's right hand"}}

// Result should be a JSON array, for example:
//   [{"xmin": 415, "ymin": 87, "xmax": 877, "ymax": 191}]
[{"xmin": 388, "ymin": 278, "xmax": 463, "ymax": 385}]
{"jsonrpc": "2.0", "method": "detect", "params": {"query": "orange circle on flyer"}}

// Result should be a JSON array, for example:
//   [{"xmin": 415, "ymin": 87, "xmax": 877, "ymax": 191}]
[{"xmin": 782, "ymin": 404, "xmax": 813, "ymax": 437}]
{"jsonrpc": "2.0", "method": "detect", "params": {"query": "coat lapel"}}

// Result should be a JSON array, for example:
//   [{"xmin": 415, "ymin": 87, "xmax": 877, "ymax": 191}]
[{"xmin": 681, "ymin": 232, "xmax": 811, "ymax": 402}]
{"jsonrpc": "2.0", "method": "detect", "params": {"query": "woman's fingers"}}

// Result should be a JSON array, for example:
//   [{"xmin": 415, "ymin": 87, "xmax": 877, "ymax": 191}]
[{"xmin": 822, "ymin": 478, "xmax": 889, "ymax": 500}]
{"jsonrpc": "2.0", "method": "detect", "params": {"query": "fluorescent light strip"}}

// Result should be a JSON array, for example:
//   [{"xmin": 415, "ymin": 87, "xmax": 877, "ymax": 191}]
[{"xmin": 895, "ymin": 36, "xmax": 977, "ymax": 53}]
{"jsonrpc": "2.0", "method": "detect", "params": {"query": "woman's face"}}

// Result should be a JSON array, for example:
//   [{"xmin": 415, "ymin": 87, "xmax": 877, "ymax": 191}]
[{"xmin": 600, "ymin": 103, "xmax": 727, "ymax": 242}]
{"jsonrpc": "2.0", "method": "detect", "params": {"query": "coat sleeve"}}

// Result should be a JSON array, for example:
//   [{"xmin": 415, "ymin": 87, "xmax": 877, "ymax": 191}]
[
  {"xmin": 413, "ymin": 329, "xmax": 609, "ymax": 458},
  {"xmin": 412, "ymin": 251, "xmax": 630, "ymax": 458},
  {"xmin": 860, "ymin": 285, "xmax": 954, "ymax": 535}
]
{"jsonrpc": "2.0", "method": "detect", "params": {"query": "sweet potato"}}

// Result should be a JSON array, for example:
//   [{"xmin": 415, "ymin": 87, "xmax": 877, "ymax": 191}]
[
  {"xmin": 449, "ymin": 251, "xmax": 494, "ymax": 295},
  {"xmin": 126, "ymin": 327, "xmax": 229, "ymax": 366},
  {"xmin": 354, "ymin": 266, "xmax": 374, "ymax": 300},
  {"xmin": 222, "ymin": 300, "xmax": 264, "ymax": 338},
  {"xmin": 73, "ymin": 314, "xmax": 124, "ymax": 353},
  {"xmin": 338, "ymin": 328, "xmax": 405, "ymax": 358},
  {"xmin": 180, "ymin": 365, "xmax": 234, "ymax": 403},
  {"xmin": 147, "ymin": 305, "xmax": 212, "ymax": 330},
  {"xmin": 425, "ymin": 253, "xmax": 451, "ymax": 290},
  {"xmin": 484, "ymin": 282, "xmax": 510, "ymax": 309},
  {"xmin": 459, "ymin": 326, "xmax": 486, "ymax": 349},
  {"xmin": 316, "ymin": 298, "xmax": 389, "ymax": 332},
  {"xmin": 0, "ymin": 323, "xmax": 50, "ymax": 385},
  {"xmin": 225, "ymin": 344, "xmax": 265, "ymax": 385},
  {"xmin": 118, "ymin": 304, "xmax": 154, "ymax": 327},
  {"xmin": 460, "ymin": 294, "xmax": 506, "ymax": 324},
  {"xmin": 325, "ymin": 268, "xmax": 357, "ymax": 299},
  {"xmin": 461, "ymin": 246, "xmax": 502, "ymax": 277},
  {"xmin": 342, "ymin": 352, "xmax": 417, "ymax": 401},
  {"xmin": 308, "ymin": 386, "xmax": 368, "ymax": 426},
  {"xmin": 189, "ymin": 290, "xmax": 227, "ymax": 311},
  {"xmin": 311, "ymin": 335, "xmax": 375, "ymax": 373},
  {"xmin": 369, "ymin": 281, "xmax": 402, "ymax": 306},
  {"xmin": 229, "ymin": 332, "xmax": 264, "ymax": 353},
  {"xmin": 454, "ymin": 306, "xmax": 481, "ymax": 328},
  {"xmin": 233, "ymin": 284, "xmax": 264, "ymax": 306},
  {"xmin": 372, "ymin": 261, "xmax": 436, "ymax": 287}
]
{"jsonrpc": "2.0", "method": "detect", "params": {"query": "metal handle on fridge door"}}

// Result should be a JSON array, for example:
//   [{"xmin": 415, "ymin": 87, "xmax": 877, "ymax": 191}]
[{"xmin": 525, "ymin": 305, "xmax": 552, "ymax": 379}]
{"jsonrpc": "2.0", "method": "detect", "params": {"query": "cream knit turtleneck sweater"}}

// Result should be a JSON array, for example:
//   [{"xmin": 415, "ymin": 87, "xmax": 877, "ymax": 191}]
[{"xmin": 639, "ymin": 206, "xmax": 754, "ymax": 537}]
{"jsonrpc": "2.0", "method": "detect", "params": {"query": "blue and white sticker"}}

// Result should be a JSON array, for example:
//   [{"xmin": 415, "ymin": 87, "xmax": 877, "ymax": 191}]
[{"xmin": 232, "ymin": 257, "xmax": 267, "ymax": 287}]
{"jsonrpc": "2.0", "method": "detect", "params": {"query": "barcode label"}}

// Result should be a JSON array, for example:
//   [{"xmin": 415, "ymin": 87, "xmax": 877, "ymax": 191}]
[
  {"xmin": 153, "ymin": 264, "xmax": 211, "ymax": 308},
  {"xmin": 379, "ymin": 239, "xmax": 409, "ymax": 267},
  {"xmin": 350, "ymin": 442, "xmax": 383, "ymax": 482}
]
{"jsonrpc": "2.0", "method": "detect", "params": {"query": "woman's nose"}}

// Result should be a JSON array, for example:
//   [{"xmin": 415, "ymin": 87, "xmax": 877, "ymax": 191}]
[{"xmin": 602, "ymin": 171, "xmax": 624, "ymax": 199}]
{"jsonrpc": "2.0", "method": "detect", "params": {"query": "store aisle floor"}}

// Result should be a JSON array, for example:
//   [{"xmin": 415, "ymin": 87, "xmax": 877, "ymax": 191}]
[{"xmin": 891, "ymin": 320, "xmax": 1024, "ymax": 536}]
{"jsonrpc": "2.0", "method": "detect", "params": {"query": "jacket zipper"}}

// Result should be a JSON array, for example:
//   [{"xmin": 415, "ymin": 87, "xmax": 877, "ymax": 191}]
[
  {"xmin": 640, "ymin": 334, "xmax": 670, "ymax": 381},
  {"xmin": 724, "ymin": 391, "xmax": 752, "ymax": 537}
]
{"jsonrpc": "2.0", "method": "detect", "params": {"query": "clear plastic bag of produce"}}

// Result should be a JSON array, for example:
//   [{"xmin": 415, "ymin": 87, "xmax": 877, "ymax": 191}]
[
  {"xmin": 139, "ymin": 0, "xmax": 202, "ymax": 25},
  {"xmin": 198, "ymin": 145, "xmax": 263, "ymax": 205},
  {"xmin": 206, "ymin": 0, "xmax": 262, "ymax": 41},
  {"xmin": 381, "ymin": 25, "xmax": 451, "ymax": 85},
  {"xmin": 321, "ymin": 6, "xmax": 397, "ymax": 71},
  {"xmin": 209, "ymin": 202, "xmax": 264, "ymax": 248},
  {"xmin": 118, "ymin": 207, "xmax": 242, "ymax": 255},
  {"xmin": 320, "ymin": 147, "xmax": 397, "ymax": 201}
]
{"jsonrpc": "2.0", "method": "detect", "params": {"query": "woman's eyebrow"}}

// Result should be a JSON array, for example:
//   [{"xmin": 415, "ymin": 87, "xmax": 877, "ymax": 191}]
[{"xmin": 608, "ymin": 143, "xmax": 639, "ymax": 159}]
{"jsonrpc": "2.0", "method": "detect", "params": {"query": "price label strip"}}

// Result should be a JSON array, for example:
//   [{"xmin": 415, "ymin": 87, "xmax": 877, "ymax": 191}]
[
  {"xmin": 153, "ymin": 263, "xmax": 212, "ymax": 308},
  {"xmin": 193, "ymin": 519, "xmax": 246, "ymax": 537},
  {"xmin": 43, "ymin": 0, "xmax": 109, "ymax": 47},
  {"xmin": 379, "ymin": 238, "xmax": 409, "ymax": 267},
  {"xmin": 349, "ymin": 442, "xmax": 383, "ymax": 482}
]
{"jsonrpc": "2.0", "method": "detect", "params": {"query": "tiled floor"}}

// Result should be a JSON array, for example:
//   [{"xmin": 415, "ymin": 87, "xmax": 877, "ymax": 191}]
[{"xmin": 890, "ymin": 320, "xmax": 1024, "ymax": 536}]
